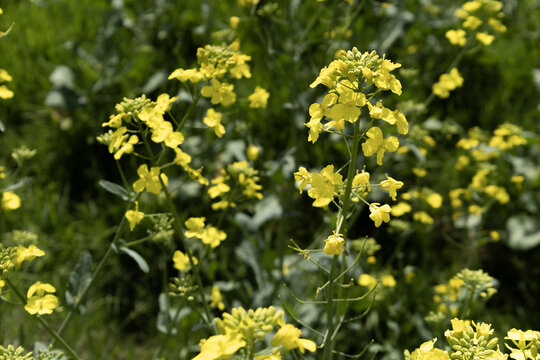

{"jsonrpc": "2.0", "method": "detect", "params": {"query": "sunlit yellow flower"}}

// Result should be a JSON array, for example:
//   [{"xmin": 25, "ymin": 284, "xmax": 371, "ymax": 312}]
[
  {"xmin": 446, "ymin": 29, "xmax": 467, "ymax": 46},
  {"xmin": 294, "ymin": 167, "xmax": 311, "ymax": 194},
  {"xmin": 369, "ymin": 202, "xmax": 392, "ymax": 227},
  {"xmin": 380, "ymin": 174, "xmax": 404, "ymax": 200},
  {"xmin": 246, "ymin": 145, "xmax": 259, "ymax": 161},
  {"xmin": 248, "ymin": 86, "xmax": 270, "ymax": 109},
  {"xmin": 210, "ymin": 285, "xmax": 225, "ymax": 310},
  {"xmin": 391, "ymin": 202, "xmax": 411, "ymax": 217},
  {"xmin": 271, "ymin": 324, "xmax": 316, "ymax": 354},
  {"xmin": 323, "ymin": 231, "xmax": 344, "ymax": 256},
  {"xmin": 25, "ymin": 282, "xmax": 58, "ymax": 315},
  {"xmin": 381, "ymin": 274, "xmax": 396, "ymax": 287},
  {"xmin": 476, "ymin": 32, "xmax": 495, "ymax": 46},
  {"xmin": 133, "ymin": 164, "xmax": 168, "ymax": 194},
  {"xmin": 0, "ymin": 85, "xmax": 14, "ymax": 99},
  {"xmin": 193, "ymin": 332, "xmax": 246, "ymax": 360},
  {"xmin": 203, "ymin": 108, "xmax": 226, "ymax": 138},
  {"xmin": 2, "ymin": 191, "xmax": 21, "ymax": 210},
  {"xmin": 307, "ymin": 165, "xmax": 343, "ymax": 207},
  {"xmin": 362, "ymin": 127, "xmax": 399, "ymax": 166},
  {"xmin": 125, "ymin": 201, "xmax": 144, "ymax": 231},
  {"xmin": 15, "ymin": 245, "xmax": 45, "ymax": 267},
  {"xmin": 201, "ymin": 79, "xmax": 236, "ymax": 106},
  {"xmin": 358, "ymin": 274, "xmax": 377, "ymax": 288},
  {"xmin": 168, "ymin": 68, "xmax": 203, "ymax": 83},
  {"xmin": 173, "ymin": 250, "xmax": 197, "ymax": 271}
]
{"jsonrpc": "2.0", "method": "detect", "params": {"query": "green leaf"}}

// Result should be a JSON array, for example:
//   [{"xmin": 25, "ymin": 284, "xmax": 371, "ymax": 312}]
[
  {"xmin": 119, "ymin": 247, "xmax": 149, "ymax": 273},
  {"xmin": 65, "ymin": 251, "xmax": 93, "ymax": 314},
  {"xmin": 98, "ymin": 180, "xmax": 131, "ymax": 201},
  {"xmin": 506, "ymin": 214, "xmax": 540, "ymax": 250},
  {"xmin": 250, "ymin": 195, "xmax": 283, "ymax": 230}
]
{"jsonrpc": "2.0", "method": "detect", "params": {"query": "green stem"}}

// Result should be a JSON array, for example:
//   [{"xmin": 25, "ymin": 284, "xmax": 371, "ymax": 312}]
[
  {"xmin": 322, "ymin": 255, "xmax": 338, "ymax": 360},
  {"xmin": 5, "ymin": 277, "xmax": 82, "ymax": 360},
  {"xmin": 332, "ymin": 119, "xmax": 362, "ymax": 356},
  {"xmin": 56, "ymin": 209, "xmax": 131, "ymax": 337},
  {"xmin": 159, "ymin": 179, "xmax": 213, "ymax": 327}
]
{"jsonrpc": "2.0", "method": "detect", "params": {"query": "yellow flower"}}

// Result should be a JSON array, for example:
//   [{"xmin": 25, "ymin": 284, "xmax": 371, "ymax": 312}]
[
  {"xmin": 203, "ymin": 108, "xmax": 226, "ymax": 138},
  {"xmin": 25, "ymin": 282, "xmax": 58, "ymax": 315},
  {"xmin": 246, "ymin": 145, "xmax": 259, "ymax": 161},
  {"xmin": 173, "ymin": 250, "xmax": 197, "ymax": 271},
  {"xmin": 185, "ymin": 217, "xmax": 206, "ymax": 238},
  {"xmin": 361, "ymin": 127, "xmax": 399, "ymax": 166},
  {"xmin": 352, "ymin": 169, "xmax": 370, "ymax": 198},
  {"xmin": 0, "ymin": 69, "xmax": 12, "ymax": 82},
  {"xmin": 369, "ymin": 203, "xmax": 392, "ymax": 227},
  {"xmin": 193, "ymin": 332, "xmax": 246, "ymax": 360},
  {"xmin": 270, "ymin": 324, "xmax": 316, "ymax": 354},
  {"xmin": 14, "ymin": 245, "xmax": 45, "ymax": 267},
  {"xmin": 210, "ymin": 285, "xmax": 225, "ymax": 311},
  {"xmin": 168, "ymin": 68, "xmax": 203, "ymax": 83},
  {"xmin": 426, "ymin": 193, "xmax": 443, "ymax": 209},
  {"xmin": 413, "ymin": 211, "xmax": 434, "ymax": 224},
  {"xmin": 0, "ymin": 85, "xmax": 14, "ymax": 99},
  {"xmin": 133, "ymin": 164, "xmax": 168, "ymax": 194},
  {"xmin": 358, "ymin": 274, "xmax": 377, "ymax": 288},
  {"xmin": 307, "ymin": 165, "xmax": 343, "ymax": 207},
  {"xmin": 446, "ymin": 29, "xmax": 467, "ymax": 46},
  {"xmin": 125, "ymin": 201, "xmax": 144, "ymax": 231},
  {"xmin": 381, "ymin": 274, "xmax": 396, "ymax": 287},
  {"xmin": 201, "ymin": 79, "xmax": 236, "ymax": 106},
  {"xmin": 229, "ymin": 16, "xmax": 240, "ymax": 29},
  {"xmin": 380, "ymin": 174, "xmax": 404, "ymax": 200},
  {"xmin": 248, "ymin": 86, "xmax": 270, "ymax": 109},
  {"xmin": 476, "ymin": 32, "xmax": 495, "ymax": 46},
  {"xmin": 2, "ymin": 191, "xmax": 21, "ymax": 210},
  {"xmin": 391, "ymin": 202, "xmax": 411, "ymax": 217},
  {"xmin": 294, "ymin": 167, "xmax": 311, "ymax": 194},
  {"xmin": 463, "ymin": 15, "xmax": 482, "ymax": 30},
  {"xmin": 323, "ymin": 231, "xmax": 344, "ymax": 255},
  {"xmin": 432, "ymin": 68, "xmax": 464, "ymax": 98}
]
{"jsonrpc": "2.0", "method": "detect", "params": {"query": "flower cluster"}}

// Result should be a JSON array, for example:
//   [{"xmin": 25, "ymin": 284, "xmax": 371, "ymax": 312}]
[
  {"xmin": 450, "ymin": 124, "xmax": 527, "ymax": 221},
  {"xmin": 0, "ymin": 68, "xmax": 13, "ymax": 100},
  {"xmin": 426, "ymin": 269, "xmax": 496, "ymax": 324},
  {"xmin": 184, "ymin": 217, "xmax": 227, "ymax": 248},
  {"xmin": 432, "ymin": 68, "xmax": 464, "ymax": 99},
  {"xmin": 391, "ymin": 188, "xmax": 443, "ymax": 225},
  {"xmin": 305, "ymin": 48, "xmax": 407, "ymax": 145},
  {"xmin": 208, "ymin": 161, "xmax": 263, "ymax": 210},
  {"xmin": 446, "ymin": 0, "xmax": 506, "ymax": 47},
  {"xmin": 191, "ymin": 306, "xmax": 316, "ymax": 359}
]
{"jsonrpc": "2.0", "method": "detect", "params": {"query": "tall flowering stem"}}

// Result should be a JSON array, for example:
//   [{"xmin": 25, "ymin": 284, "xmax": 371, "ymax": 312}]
[{"xmin": 295, "ymin": 48, "xmax": 408, "ymax": 360}]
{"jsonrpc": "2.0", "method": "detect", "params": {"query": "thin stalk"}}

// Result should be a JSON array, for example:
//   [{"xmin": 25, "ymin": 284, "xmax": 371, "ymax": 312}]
[
  {"xmin": 159, "ymin": 180, "xmax": 213, "ymax": 327},
  {"xmin": 5, "ymin": 278, "xmax": 82, "ymax": 360},
  {"xmin": 322, "ymin": 255, "xmax": 338, "ymax": 360},
  {"xmin": 333, "ymin": 120, "xmax": 362, "ymax": 355},
  {"xmin": 56, "ymin": 211, "xmax": 130, "ymax": 337}
]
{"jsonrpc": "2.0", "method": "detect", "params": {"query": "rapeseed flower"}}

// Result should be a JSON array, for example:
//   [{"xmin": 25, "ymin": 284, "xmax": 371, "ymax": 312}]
[
  {"xmin": 307, "ymin": 165, "xmax": 343, "ymax": 207},
  {"xmin": 173, "ymin": 250, "xmax": 197, "ymax": 271},
  {"xmin": 270, "ymin": 324, "xmax": 316, "ymax": 354},
  {"xmin": 380, "ymin": 174, "xmax": 404, "ymax": 200},
  {"xmin": 201, "ymin": 79, "xmax": 236, "ymax": 106},
  {"xmin": 192, "ymin": 332, "xmax": 246, "ymax": 360},
  {"xmin": 323, "ymin": 231, "xmax": 344, "ymax": 255},
  {"xmin": 14, "ymin": 245, "xmax": 45, "ymax": 267},
  {"xmin": 126, "ymin": 201, "xmax": 144, "ymax": 231},
  {"xmin": 25, "ymin": 282, "xmax": 58, "ymax": 315},
  {"xmin": 203, "ymin": 109, "xmax": 225, "ymax": 138},
  {"xmin": 361, "ymin": 127, "xmax": 399, "ymax": 166},
  {"xmin": 248, "ymin": 86, "xmax": 270, "ymax": 109},
  {"xmin": 133, "ymin": 164, "xmax": 168, "ymax": 195},
  {"xmin": 2, "ymin": 191, "xmax": 20, "ymax": 210},
  {"xmin": 369, "ymin": 203, "xmax": 392, "ymax": 227}
]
